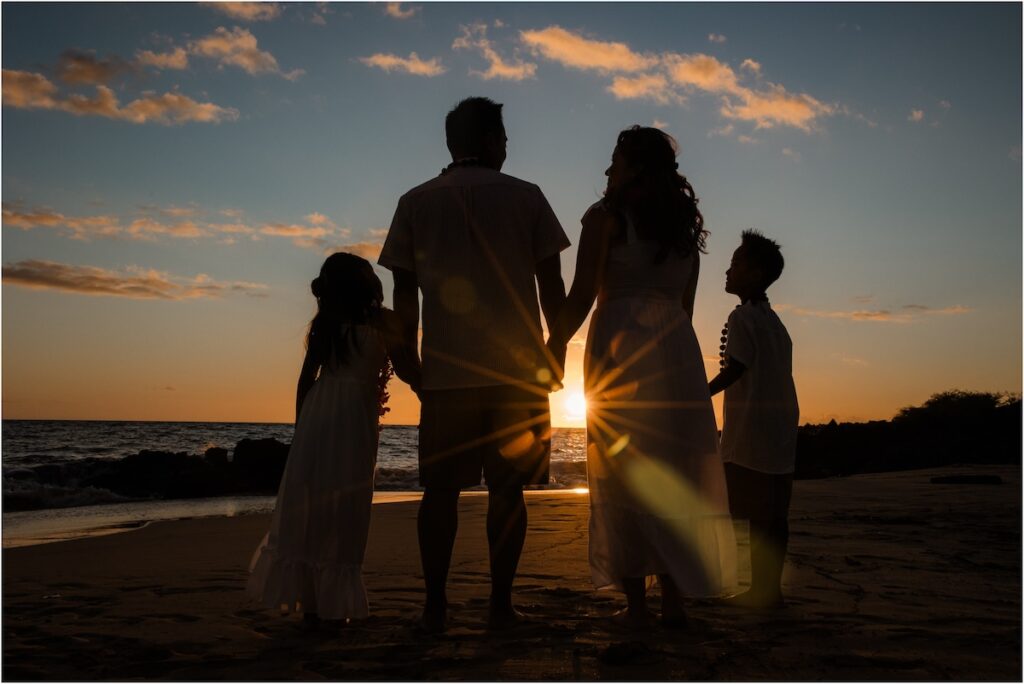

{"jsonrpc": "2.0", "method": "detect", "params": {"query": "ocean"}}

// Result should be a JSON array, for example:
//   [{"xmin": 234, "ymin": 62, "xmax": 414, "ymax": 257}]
[{"xmin": 1, "ymin": 420, "xmax": 588, "ymax": 547}]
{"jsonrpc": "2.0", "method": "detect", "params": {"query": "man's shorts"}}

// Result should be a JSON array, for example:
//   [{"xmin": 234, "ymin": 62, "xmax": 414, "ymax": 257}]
[
  {"xmin": 419, "ymin": 385, "xmax": 552, "ymax": 490},
  {"xmin": 724, "ymin": 462, "xmax": 793, "ymax": 522}
]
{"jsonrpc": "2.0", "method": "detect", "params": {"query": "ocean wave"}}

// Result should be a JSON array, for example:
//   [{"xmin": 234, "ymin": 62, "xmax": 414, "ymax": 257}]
[{"xmin": 4, "ymin": 479, "xmax": 133, "ymax": 511}]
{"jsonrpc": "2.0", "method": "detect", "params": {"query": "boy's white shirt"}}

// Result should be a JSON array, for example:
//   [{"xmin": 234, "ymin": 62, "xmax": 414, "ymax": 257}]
[{"xmin": 720, "ymin": 301, "xmax": 800, "ymax": 474}]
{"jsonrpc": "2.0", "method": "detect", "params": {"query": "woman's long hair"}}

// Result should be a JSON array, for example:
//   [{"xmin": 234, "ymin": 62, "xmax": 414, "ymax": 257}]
[
  {"xmin": 605, "ymin": 125, "xmax": 707, "ymax": 262},
  {"xmin": 305, "ymin": 252, "xmax": 384, "ymax": 367}
]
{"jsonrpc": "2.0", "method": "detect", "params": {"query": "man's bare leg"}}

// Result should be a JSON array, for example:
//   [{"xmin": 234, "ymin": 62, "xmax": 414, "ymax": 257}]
[
  {"xmin": 418, "ymin": 486, "xmax": 461, "ymax": 631},
  {"xmin": 486, "ymin": 485, "xmax": 527, "ymax": 628}
]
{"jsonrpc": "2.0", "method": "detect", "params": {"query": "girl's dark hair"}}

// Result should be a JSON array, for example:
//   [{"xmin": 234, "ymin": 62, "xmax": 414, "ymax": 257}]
[
  {"xmin": 606, "ymin": 125, "xmax": 707, "ymax": 262},
  {"xmin": 305, "ymin": 252, "xmax": 384, "ymax": 366}
]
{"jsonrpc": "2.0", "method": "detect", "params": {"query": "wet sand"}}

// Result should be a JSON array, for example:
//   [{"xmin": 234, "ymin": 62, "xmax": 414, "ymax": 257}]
[{"xmin": 3, "ymin": 466, "xmax": 1020, "ymax": 681}]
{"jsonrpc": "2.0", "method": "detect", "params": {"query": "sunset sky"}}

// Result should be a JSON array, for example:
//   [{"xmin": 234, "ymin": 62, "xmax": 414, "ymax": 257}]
[{"xmin": 3, "ymin": 2, "xmax": 1021, "ymax": 427}]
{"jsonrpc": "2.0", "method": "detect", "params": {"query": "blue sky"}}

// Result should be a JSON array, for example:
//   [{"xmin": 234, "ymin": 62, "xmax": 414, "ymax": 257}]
[{"xmin": 2, "ymin": 2, "xmax": 1021, "ymax": 425}]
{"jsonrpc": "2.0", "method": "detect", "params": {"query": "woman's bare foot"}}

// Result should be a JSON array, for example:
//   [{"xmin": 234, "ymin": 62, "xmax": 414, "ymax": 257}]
[
  {"xmin": 721, "ymin": 589, "xmax": 784, "ymax": 609},
  {"xmin": 610, "ymin": 607, "xmax": 655, "ymax": 630}
]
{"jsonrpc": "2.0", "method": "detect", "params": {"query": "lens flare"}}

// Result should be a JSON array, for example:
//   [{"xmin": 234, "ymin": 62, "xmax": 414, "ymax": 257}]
[{"xmin": 565, "ymin": 391, "xmax": 587, "ymax": 420}]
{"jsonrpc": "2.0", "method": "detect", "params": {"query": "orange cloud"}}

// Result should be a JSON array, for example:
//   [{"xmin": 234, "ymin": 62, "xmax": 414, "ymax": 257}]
[
  {"xmin": 3, "ymin": 69, "xmax": 59, "ymax": 108},
  {"xmin": 136, "ymin": 47, "xmax": 189, "ymax": 70},
  {"xmin": 205, "ymin": 2, "xmax": 282, "ymax": 21},
  {"xmin": 190, "ymin": 26, "xmax": 303, "ymax": 80},
  {"xmin": 607, "ymin": 73, "xmax": 681, "ymax": 105},
  {"xmin": 453, "ymin": 24, "xmax": 536, "ymax": 81},
  {"xmin": 359, "ymin": 52, "xmax": 445, "ymax": 76},
  {"xmin": 127, "ymin": 217, "xmax": 207, "ymax": 240},
  {"xmin": 908, "ymin": 109, "xmax": 925, "ymax": 123},
  {"xmin": 326, "ymin": 242, "xmax": 384, "ymax": 260},
  {"xmin": 740, "ymin": 58, "xmax": 761, "ymax": 74},
  {"xmin": 385, "ymin": 2, "xmax": 419, "ymax": 19},
  {"xmin": 56, "ymin": 50, "xmax": 131, "ymax": 85},
  {"xmin": 520, "ymin": 26, "xmax": 657, "ymax": 73},
  {"xmin": 664, "ymin": 53, "xmax": 742, "ymax": 94},
  {"xmin": 720, "ymin": 83, "xmax": 834, "ymax": 131},
  {"xmin": 3, "ymin": 203, "xmax": 122, "ymax": 239},
  {"xmin": 2, "ymin": 260, "xmax": 267, "ymax": 300},
  {"xmin": 2, "ymin": 70, "xmax": 238, "ymax": 125}
]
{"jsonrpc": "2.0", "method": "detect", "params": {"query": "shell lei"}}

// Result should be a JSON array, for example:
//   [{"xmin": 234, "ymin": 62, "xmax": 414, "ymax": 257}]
[{"xmin": 377, "ymin": 359, "xmax": 393, "ymax": 432}]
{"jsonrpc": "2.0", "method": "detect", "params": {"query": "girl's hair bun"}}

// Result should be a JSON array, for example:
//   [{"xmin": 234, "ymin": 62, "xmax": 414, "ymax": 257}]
[{"xmin": 311, "ymin": 276, "xmax": 323, "ymax": 298}]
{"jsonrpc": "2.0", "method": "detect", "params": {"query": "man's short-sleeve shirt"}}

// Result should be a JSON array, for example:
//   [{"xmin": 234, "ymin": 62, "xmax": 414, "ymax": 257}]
[
  {"xmin": 720, "ymin": 301, "xmax": 800, "ymax": 474},
  {"xmin": 379, "ymin": 166, "xmax": 570, "ymax": 390}
]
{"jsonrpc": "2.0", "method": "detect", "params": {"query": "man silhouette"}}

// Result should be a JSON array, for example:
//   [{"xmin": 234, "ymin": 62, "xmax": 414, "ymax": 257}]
[{"xmin": 379, "ymin": 97, "xmax": 568, "ymax": 631}]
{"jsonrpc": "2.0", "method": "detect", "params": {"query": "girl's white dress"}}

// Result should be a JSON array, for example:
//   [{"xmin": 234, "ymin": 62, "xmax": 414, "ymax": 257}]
[
  {"xmin": 248, "ymin": 325, "xmax": 385, "ymax": 619},
  {"xmin": 584, "ymin": 209, "xmax": 737, "ymax": 595}
]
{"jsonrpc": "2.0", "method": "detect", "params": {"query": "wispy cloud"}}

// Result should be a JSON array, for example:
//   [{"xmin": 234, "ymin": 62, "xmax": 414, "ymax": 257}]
[
  {"xmin": 833, "ymin": 353, "xmax": 869, "ymax": 367},
  {"xmin": 519, "ymin": 26, "xmax": 835, "ymax": 133},
  {"xmin": 607, "ymin": 73, "xmax": 681, "ymax": 105},
  {"xmin": 127, "ymin": 217, "xmax": 206, "ymax": 240},
  {"xmin": 908, "ymin": 109, "xmax": 924, "ymax": 123},
  {"xmin": 938, "ymin": 99, "xmax": 951, "ymax": 110},
  {"xmin": 778, "ymin": 303, "xmax": 971, "ymax": 323},
  {"xmin": 2, "ymin": 260, "xmax": 267, "ymax": 300},
  {"xmin": 708, "ymin": 123, "xmax": 735, "ymax": 138},
  {"xmin": 2, "ymin": 203, "xmax": 122, "ymax": 240},
  {"xmin": 359, "ymin": 52, "xmax": 445, "ymax": 76},
  {"xmin": 56, "ymin": 50, "xmax": 131, "ymax": 85},
  {"xmin": 2, "ymin": 69, "xmax": 238, "ymax": 124},
  {"xmin": 135, "ymin": 47, "xmax": 189, "ymax": 70},
  {"xmin": 205, "ymin": 2, "xmax": 282, "ymax": 22},
  {"xmin": 385, "ymin": 2, "xmax": 419, "ymax": 19},
  {"xmin": 190, "ymin": 26, "xmax": 304, "ymax": 80},
  {"xmin": 782, "ymin": 147, "xmax": 801, "ymax": 161},
  {"xmin": 453, "ymin": 24, "xmax": 536, "ymax": 81},
  {"xmin": 4, "ymin": 201, "xmax": 352, "ymax": 248},
  {"xmin": 719, "ymin": 82, "xmax": 834, "ymax": 131},
  {"xmin": 520, "ymin": 26, "xmax": 657, "ymax": 73},
  {"xmin": 325, "ymin": 241, "xmax": 384, "ymax": 260},
  {"xmin": 651, "ymin": 119, "xmax": 668, "ymax": 130},
  {"xmin": 707, "ymin": 33, "xmax": 727, "ymax": 44}
]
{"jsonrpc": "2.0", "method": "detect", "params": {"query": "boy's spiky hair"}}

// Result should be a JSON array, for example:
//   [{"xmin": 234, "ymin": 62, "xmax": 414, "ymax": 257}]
[{"xmin": 740, "ymin": 229, "xmax": 785, "ymax": 288}]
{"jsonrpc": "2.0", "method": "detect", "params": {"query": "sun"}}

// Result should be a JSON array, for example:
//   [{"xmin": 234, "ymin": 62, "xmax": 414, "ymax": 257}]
[{"xmin": 565, "ymin": 391, "xmax": 587, "ymax": 421}]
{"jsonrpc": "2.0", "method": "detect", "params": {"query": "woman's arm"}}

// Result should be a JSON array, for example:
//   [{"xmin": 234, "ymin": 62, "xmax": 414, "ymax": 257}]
[
  {"xmin": 682, "ymin": 252, "xmax": 700, "ymax": 319},
  {"xmin": 549, "ymin": 206, "xmax": 615, "ymax": 347},
  {"xmin": 295, "ymin": 347, "xmax": 321, "ymax": 424}
]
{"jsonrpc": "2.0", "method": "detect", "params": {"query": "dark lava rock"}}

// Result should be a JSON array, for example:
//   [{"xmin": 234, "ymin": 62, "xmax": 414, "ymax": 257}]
[
  {"xmin": 204, "ymin": 447, "xmax": 229, "ymax": 465},
  {"xmin": 232, "ymin": 438, "xmax": 290, "ymax": 493}
]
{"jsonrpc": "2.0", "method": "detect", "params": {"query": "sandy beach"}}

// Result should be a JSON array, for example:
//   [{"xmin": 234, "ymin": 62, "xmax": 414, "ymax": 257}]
[{"xmin": 3, "ymin": 465, "xmax": 1020, "ymax": 681}]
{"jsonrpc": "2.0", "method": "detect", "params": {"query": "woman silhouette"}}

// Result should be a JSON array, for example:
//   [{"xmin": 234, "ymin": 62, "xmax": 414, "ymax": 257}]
[{"xmin": 548, "ymin": 127, "xmax": 736, "ymax": 627}]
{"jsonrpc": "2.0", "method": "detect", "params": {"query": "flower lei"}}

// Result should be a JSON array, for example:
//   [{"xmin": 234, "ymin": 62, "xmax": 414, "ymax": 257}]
[{"xmin": 377, "ymin": 359, "xmax": 393, "ymax": 432}]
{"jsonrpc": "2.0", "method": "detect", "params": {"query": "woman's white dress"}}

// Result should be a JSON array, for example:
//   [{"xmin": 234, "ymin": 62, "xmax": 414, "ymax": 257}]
[
  {"xmin": 248, "ymin": 325, "xmax": 385, "ymax": 619},
  {"xmin": 584, "ymin": 211, "xmax": 737, "ymax": 595}
]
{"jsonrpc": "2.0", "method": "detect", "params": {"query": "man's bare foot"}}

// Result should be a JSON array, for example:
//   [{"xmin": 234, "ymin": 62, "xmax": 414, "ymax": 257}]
[
  {"xmin": 610, "ymin": 607, "xmax": 654, "ymax": 630},
  {"xmin": 418, "ymin": 607, "xmax": 448, "ymax": 634},
  {"xmin": 487, "ymin": 607, "xmax": 528, "ymax": 631}
]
